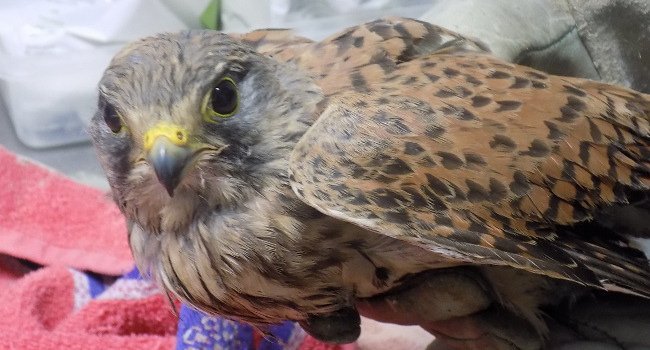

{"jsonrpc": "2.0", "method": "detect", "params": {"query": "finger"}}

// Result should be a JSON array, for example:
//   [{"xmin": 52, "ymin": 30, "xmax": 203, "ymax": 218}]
[
  {"xmin": 356, "ymin": 268, "xmax": 492, "ymax": 324},
  {"xmin": 356, "ymin": 296, "xmax": 420, "ymax": 325}
]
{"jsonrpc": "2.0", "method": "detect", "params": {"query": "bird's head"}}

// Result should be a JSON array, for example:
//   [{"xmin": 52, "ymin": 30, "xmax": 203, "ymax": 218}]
[{"xmin": 89, "ymin": 30, "xmax": 322, "ymax": 232}]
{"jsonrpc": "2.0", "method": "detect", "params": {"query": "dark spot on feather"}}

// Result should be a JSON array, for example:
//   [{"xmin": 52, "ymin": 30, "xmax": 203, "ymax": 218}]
[
  {"xmin": 417, "ymin": 156, "xmax": 437, "ymax": 168},
  {"xmin": 350, "ymin": 192, "xmax": 371, "ymax": 205},
  {"xmin": 465, "ymin": 75, "xmax": 483, "ymax": 86},
  {"xmin": 421, "ymin": 61, "xmax": 437, "ymax": 68},
  {"xmin": 561, "ymin": 160, "xmax": 576, "ymax": 180},
  {"xmin": 375, "ymin": 174, "xmax": 398, "ymax": 184},
  {"xmin": 442, "ymin": 105, "xmax": 474, "ymax": 120},
  {"xmin": 509, "ymin": 171, "xmax": 531, "ymax": 196},
  {"xmin": 495, "ymin": 100, "xmax": 522, "ymax": 112},
  {"xmin": 542, "ymin": 121, "xmax": 564, "ymax": 141},
  {"xmin": 444, "ymin": 67, "xmax": 460, "ymax": 77},
  {"xmin": 435, "ymin": 215, "xmax": 453, "ymax": 226},
  {"xmin": 510, "ymin": 77, "xmax": 530, "ymax": 89},
  {"xmin": 425, "ymin": 125, "xmax": 446, "ymax": 139},
  {"xmin": 531, "ymin": 80, "xmax": 547, "ymax": 89},
  {"xmin": 613, "ymin": 125, "xmax": 626, "ymax": 143},
  {"xmin": 625, "ymin": 100, "xmax": 643, "ymax": 114},
  {"xmin": 489, "ymin": 134, "xmax": 517, "ymax": 151},
  {"xmin": 377, "ymin": 97, "xmax": 390, "ymax": 105},
  {"xmin": 468, "ymin": 221, "xmax": 488, "ymax": 234},
  {"xmin": 396, "ymin": 46, "xmax": 417, "ymax": 64},
  {"xmin": 369, "ymin": 23, "xmax": 393, "ymax": 39},
  {"xmin": 607, "ymin": 145, "xmax": 619, "ymax": 179},
  {"xmin": 366, "ymin": 212, "xmax": 381, "ymax": 220},
  {"xmin": 588, "ymin": 119, "xmax": 602, "ymax": 142},
  {"xmin": 403, "ymin": 76, "xmax": 418, "ymax": 85},
  {"xmin": 314, "ymin": 190, "xmax": 332, "ymax": 201},
  {"xmin": 544, "ymin": 196, "xmax": 560, "ymax": 220},
  {"xmin": 572, "ymin": 206, "xmax": 589, "ymax": 221},
  {"xmin": 492, "ymin": 236, "xmax": 525, "ymax": 254},
  {"xmin": 527, "ymin": 71, "xmax": 548, "ymax": 80},
  {"xmin": 421, "ymin": 186, "xmax": 448, "ymax": 211},
  {"xmin": 319, "ymin": 228, "xmax": 344, "ymax": 239},
  {"xmin": 383, "ymin": 158, "xmax": 413, "ymax": 175},
  {"xmin": 436, "ymin": 88, "xmax": 457, "ymax": 98},
  {"xmin": 458, "ymin": 86, "xmax": 473, "ymax": 97},
  {"xmin": 425, "ymin": 73, "xmax": 440, "ymax": 83},
  {"xmin": 465, "ymin": 153, "xmax": 487, "ymax": 167},
  {"xmin": 438, "ymin": 152, "xmax": 464, "ymax": 169},
  {"xmin": 373, "ymin": 113, "xmax": 412, "ymax": 135},
  {"xmin": 354, "ymin": 100, "xmax": 368, "ymax": 108},
  {"xmin": 491, "ymin": 211, "xmax": 511, "ymax": 226},
  {"xmin": 472, "ymin": 95, "xmax": 491, "ymax": 108},
  {"xmin": 490, "ymin": 177, "xmax": 508, "ymax": 202},
  {"xmin": 375, "ymin": 54, "xmax": 396, "ymax": 74},
  {"xmin": 564, "ymin": 85, "xmax": 587, "ymax": 97},
  {"xmin": 330, "ymin": 169, "xmax": 343, "ymax": 178},
  {"xmin": 369, "ymin": 189, "xmax": 406, "ymax": 208},
  {"xmin": 558, "ymin": 106, "xmax": 580, "ymax": 122},
  {"xmin": 449, "ymin": 230, "xmax": 481, "ymax": 245},
  {"xmin": 393, "ymin": 23, "xmax": 412, "ymax": 39},
  {"xmin": 343, "ymin": 160, "xmax": 367, "ymax": 178},
  {"xmin": 488, "ymin": 70, "xmax": 510, "ymax": 79},
  {"xmin": 566, "ymin": 96, "xmax": 587, "ymax": 111},
  {"xmin": 458, "ymin": 108, "xmax": 477, "ymax": 120},
  {"xmin": 612, "ymin": 182, "xmax": 627, "ymax": 202},
  {"xmin": 404, "ymin": 142, "xmax": 425, "ymax": 155},
  {"xmin": 579, "ymin": 142, "xmax": 590, "ymax": 166},
  {"xmin": 466, "ymin": 180, "xmax": 489, "ymax": 202},
  {"xmin": 384, "ymin": 210, "xmax": 410, "ymax": 224},
  {"xmin": 402, "ymin": 186, "xmax": 428, "ymax": 208},
  {"xmin": 351, "ymin": 72, "xmax": 368, "ymax": 92},
  {"xmin": 426, "ymin": 174, "xmax": 453, "ymax": 196},
  {"xmin": 521, "ymin": 139, "xmax": 550, "ymax": 157},
  {"xmin": 448, "ymin": 183, "xmax": 467, "ymax": 201},
  {"xmin": 329, "ymin": 183, "xmax": 350, "ymax": 197}
]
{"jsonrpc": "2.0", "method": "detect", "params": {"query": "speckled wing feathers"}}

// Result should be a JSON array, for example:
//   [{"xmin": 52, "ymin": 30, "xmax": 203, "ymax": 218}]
[
  {"xmin": 251, "ymin": 17, "xmax": 489, "ymax": 96},
  {"xmin": 232, "ymin": 28, "xmax": 314, "ymax": 58},
  {"xmin": 286, "ymin": 19, "xmax": 650, "ymax": 296}
]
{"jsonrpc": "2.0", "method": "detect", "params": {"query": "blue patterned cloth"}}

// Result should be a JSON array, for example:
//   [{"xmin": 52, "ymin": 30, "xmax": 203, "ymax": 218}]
[
  {"xmin": 176, "ymin": 305, "xmax": 305, "ymax": 350},
  {"xmin": 72, "ymin": 266, "xmax": 307, "ymax": 349},
  {"xmin": 176, "ymin": 305, "xmax": 304, "ymax": 350}
]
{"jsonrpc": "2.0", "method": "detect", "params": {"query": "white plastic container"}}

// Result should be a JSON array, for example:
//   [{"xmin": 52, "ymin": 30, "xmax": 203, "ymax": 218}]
[{"xmin": 0, "ymin": 0, "xmax": 189, "ymax": 148}]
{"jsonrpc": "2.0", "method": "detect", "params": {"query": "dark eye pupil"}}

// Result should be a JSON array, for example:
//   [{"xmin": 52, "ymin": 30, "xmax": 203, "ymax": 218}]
[
  {"xmin": 103, "ymin": 103, "xmax": 122, "ymax": 133},
  {"xmin": 210, "ymin": 79, "xmax": 237, "ymax": 115}
]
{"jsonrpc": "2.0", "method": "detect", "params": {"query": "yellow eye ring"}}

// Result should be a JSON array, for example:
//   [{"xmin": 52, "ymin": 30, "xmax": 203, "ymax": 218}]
[{"xmin": 202, "ymin": 77, "xmax": 239, "ymax": 123}]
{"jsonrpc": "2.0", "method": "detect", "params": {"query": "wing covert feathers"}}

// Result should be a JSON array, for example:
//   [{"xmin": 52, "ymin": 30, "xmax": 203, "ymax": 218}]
[{"xmin": 283, "ymin": 18, "xmax": 650, "ymax": 297}]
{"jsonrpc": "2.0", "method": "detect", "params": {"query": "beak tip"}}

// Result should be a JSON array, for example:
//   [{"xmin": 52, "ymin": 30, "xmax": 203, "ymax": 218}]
[{"xmin": 147, "ymin": 136, "xmax": 192, "ymax": 197}]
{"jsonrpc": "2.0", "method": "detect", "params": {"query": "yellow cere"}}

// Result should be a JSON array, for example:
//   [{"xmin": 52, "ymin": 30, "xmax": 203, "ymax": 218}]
[{"xmin": 143, "ymin": 123, "xmax": 190, "ymax": 151}]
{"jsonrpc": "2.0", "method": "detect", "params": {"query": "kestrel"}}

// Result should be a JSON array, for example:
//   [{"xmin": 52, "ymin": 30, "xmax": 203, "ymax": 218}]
[{"xmin": 90, "ymin": 18, "xmax": 650, "ymax": 349}]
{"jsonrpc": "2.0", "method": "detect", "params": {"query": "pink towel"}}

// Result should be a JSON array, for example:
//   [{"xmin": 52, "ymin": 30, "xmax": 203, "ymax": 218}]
[
  {"xmin": 0, "ymin": 264, "xmax": 177, "ymax": 349},
  {"xmin": 0, "ymin": 146, "xmax": 133, "ymax": 275}
]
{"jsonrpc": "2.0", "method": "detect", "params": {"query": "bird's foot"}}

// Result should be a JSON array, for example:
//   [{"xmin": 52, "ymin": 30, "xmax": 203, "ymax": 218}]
[{"xmin": 299, "ymin": 306, "xmax": 361, "ymax": 344}]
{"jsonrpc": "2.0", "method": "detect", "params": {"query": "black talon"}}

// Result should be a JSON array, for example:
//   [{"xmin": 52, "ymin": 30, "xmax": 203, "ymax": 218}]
[{"xmin": 299, "ymin": 307, "xmax": 361, "ymax": 344}]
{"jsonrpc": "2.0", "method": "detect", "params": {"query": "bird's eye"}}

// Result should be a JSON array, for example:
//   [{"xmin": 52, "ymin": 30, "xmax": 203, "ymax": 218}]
[
  {"xmin": 103, "ymin": 103, "xmax": 124, "ymax": 133},
  {"xmin": 202, "ymin": 77, "xmax": 239, "ymax": 122}
]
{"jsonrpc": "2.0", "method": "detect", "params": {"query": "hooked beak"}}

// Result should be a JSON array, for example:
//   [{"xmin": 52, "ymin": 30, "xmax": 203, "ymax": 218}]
[{"xmin": 144, "ymin": 123, "xmax": 193, "ymax": 196}]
